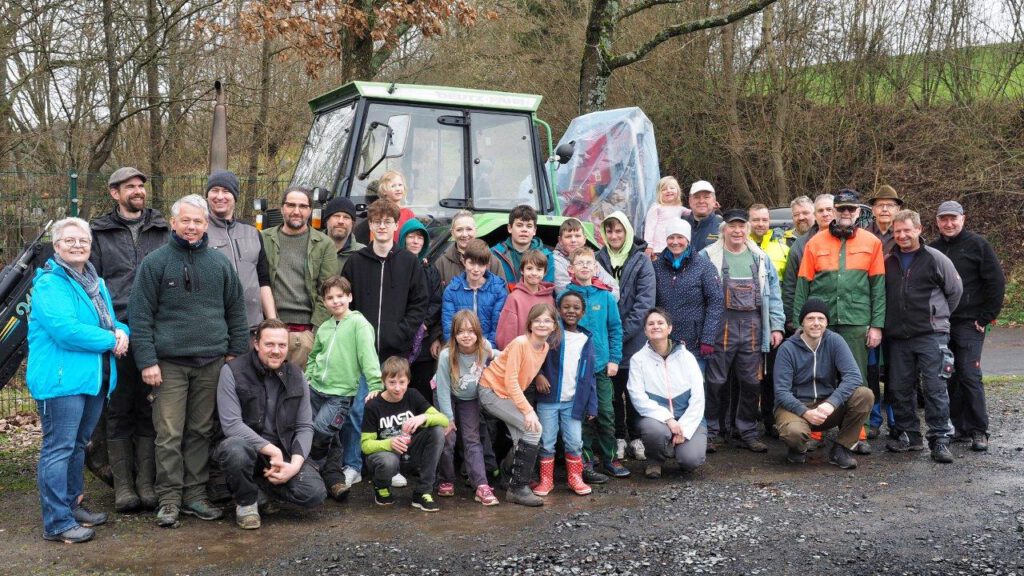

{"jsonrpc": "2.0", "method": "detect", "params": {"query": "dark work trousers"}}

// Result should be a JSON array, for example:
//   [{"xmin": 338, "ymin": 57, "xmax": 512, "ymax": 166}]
[
  {"xmin": 759, "ymin": 345, "xmax": 779, "ymax": 436},
  {"xmin": 705, "ymin": 309, "xmax": 763, "ymax": 441},
  {"xmin": 366, "ymin": 426, "xmax": 445, "ymax": 494},
  {"xmin": 888, "ymin": 333, "xmax": 953, "ymax": 440},
  {"xmin": 611, "ymin": 367, "xmax": 642, "ymax": 441},
  {"xmin": 214, "ymin": 436, "xmax": 326, "ymax": 508},
  {"xmin": 106, "ymin": 348, "xmax": 155, "ymax": 439},
  {"xmin": 409, "ymin": 359, "xmax": 436, "ymax": 406},
  {"xmin": 947, "ymin": 320, "xmax": 989, "ymax": 435}
]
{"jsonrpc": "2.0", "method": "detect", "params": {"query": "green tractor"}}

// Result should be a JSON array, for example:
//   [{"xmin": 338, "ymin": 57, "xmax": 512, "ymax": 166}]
[{"xmin": 283, "ymin": 81, "xmax": 588, "ymax": 252}]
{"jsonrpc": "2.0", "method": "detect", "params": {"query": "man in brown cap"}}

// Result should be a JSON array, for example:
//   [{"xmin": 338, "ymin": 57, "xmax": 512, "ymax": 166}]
[{"xmin": 868, "ymin": 185, "xmax": 904, "ymax": 255}]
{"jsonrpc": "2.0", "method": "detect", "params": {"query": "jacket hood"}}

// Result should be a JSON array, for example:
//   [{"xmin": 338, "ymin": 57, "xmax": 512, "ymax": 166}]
[
  {"xmin": 398, "ymin": 218, "xmax": 430, "ymax": 255},
  {"xmin": 599, "ymin": 211, "xmax": 637, "ymax": 248},
  {"xmin": 512, "ymin": 280, "xmax": 555, "ymax": 297}
]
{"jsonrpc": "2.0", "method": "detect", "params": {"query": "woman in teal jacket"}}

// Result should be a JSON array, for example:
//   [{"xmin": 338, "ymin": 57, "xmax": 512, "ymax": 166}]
[{"xmin": 27, "ymin": 217, "xmax": 129, "ymax": 544}]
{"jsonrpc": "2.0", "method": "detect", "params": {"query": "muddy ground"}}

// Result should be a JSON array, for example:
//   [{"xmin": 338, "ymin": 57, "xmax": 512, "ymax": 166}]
[{"xmin": 2, "ymin": 380, "xmax": 1022, "ymax": 575}]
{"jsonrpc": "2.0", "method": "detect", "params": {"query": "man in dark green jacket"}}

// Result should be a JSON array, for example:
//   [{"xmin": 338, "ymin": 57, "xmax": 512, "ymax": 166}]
[{"xmin": 129, "ymin": 194, "xmax": 249, "ymax": 529}]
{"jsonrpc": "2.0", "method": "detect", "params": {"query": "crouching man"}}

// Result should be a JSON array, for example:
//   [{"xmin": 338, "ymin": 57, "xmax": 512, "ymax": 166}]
[
  {"xmin": 215, "ymin": 319, "xmax": 327, "ymax": 529},
  {"xmin": 773, "ymin": 298, "xmax": 874, "ymax": 469}
]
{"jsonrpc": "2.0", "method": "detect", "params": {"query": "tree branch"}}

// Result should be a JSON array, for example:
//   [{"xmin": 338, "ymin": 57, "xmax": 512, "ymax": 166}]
[{"xmin": 616, "ymin": 0, "xmax": 687, "ymax": 23}]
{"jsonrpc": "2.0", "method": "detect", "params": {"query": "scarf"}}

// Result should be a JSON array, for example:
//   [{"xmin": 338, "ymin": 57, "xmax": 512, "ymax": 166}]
[{"xmin": 53, "ymin": 253, "xmax": 114, "ymax": 331}]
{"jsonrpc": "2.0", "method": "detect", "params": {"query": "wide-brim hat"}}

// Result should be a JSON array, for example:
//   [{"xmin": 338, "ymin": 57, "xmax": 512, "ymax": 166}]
[{"xmin": 868, "ymin": 185, "xmax": 904, "ymax": 206}]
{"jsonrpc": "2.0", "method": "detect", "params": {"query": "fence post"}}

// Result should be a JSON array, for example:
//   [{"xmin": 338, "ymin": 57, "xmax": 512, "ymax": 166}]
[{"xmin": 69, "ymin": 170, "xmax": 79, "ymax": 217}]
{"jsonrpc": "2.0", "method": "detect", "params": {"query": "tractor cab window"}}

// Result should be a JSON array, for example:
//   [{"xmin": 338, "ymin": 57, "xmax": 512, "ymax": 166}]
[
  {"xmin": 292, "ymin": 103, "xmax": 356, "ymax": 192},
  {"xmin": 469, "ymin": 113, "xmax": 539, "ymax": 212}
]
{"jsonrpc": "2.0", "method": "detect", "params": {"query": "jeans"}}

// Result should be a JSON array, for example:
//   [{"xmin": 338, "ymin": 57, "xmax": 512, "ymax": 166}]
[
  {"xmin": 888, "ymin": 333, "xmax": 953, "ymax": 439},
  {"xmin": 309, "ymin": 388, "xmax": 354, "ymax": 487},
  {"xmin": 214, "ymin": 437, "xmax": 326, "ymax": 509},
  {"xmin": 947, "ymin": 320, "xmax": 988, "ymax": 435},
  {"xmin": 438, "ymin": 397, "xmax": 488, "ymax": 488},
  {"xmin": 340, "ymin": 376, "xmax": 369, "ymax": 472},
  {"xmin": 582, "ymin": 370, "xmax": 615, "ymax": 464},
  {"xmin": 37, "ymin": 393, "xmax": 105, "ymax": 537},
  {"xmin": 637, "ymin": 417, "xmax": 707, "ymax": 471},
  {"xmin": 537, "ymin": 401, "xmax": 583, "ymax": 458},
  {"xmin": 365, "ymin": 426, "xmax": 445, "ymax": 494}
]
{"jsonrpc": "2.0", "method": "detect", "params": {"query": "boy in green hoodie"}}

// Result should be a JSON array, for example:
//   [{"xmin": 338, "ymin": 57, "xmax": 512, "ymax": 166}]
[{"xmin": 305, "ymin": 276, "xmax": 383, "ymax": 501}]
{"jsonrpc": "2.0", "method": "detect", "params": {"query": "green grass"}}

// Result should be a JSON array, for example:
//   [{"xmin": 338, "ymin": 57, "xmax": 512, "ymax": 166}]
[
  {"xmin": 997, "ymin": 279, "xmax": 1024, "ymax": 326},
  {"xmin": 0, "ymin": 432, "xmax": 39, "ymax": 494}
]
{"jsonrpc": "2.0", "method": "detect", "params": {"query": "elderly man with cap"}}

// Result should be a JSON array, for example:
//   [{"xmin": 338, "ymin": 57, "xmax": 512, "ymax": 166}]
[
  {"xmin": 90, "ymin": 167, "xmax": 169, "ymax": 512},
  {"xmin": 930, "ymin": 200, "xmax": 1005, "ymax": 452},
  {"xmin": 322, "ymin": 196, "xmax": 365, "ymax": 271},
  {"xmin": 700, "ymin": 209, "xmax": 785, "ymax": 453},
  {"xmin": 653, "ymin": 218, "xmax": 723, "ymax": 375},
  {"xmin": 206, "ymin": 169, "xmax": 276, "ymax": 330},
  {"xmin": 685, "ymin": 180, "xmax": 724, "ymax": 254},
  {"xmin": 773, "ymin": 297, "xmax": 874, "ymax": 469}
]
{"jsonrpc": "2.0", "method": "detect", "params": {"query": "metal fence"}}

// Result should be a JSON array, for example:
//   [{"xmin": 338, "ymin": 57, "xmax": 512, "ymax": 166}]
[{"xmin": 0, "ymin": 171, "xmax": 292, "ymax": 416}]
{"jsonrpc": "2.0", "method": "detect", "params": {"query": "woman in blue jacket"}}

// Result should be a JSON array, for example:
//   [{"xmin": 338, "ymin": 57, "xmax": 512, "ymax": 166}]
[{"xmin": 27, "ymin": 217, "xmax": 129, "ymax": 544}]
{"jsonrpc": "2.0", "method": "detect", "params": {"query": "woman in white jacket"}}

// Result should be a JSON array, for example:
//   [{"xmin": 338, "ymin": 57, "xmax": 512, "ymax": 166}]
[{"xmin": 627, "ymin": 308, "xmax": 708, "ymax": 479}]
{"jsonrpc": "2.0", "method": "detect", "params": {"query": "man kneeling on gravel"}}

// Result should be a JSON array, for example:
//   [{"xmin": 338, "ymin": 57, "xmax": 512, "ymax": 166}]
[
  {"xmin": 773, "ymin": 298, "xmax": 874, "ymax": 469},
  {"xmin": 215, "ymin": 319, "xmax": 327, "ymax": 529}
]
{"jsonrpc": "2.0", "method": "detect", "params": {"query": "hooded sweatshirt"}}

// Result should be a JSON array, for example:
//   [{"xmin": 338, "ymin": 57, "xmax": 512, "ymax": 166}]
[
  {"xmin": 491, "ymin": 237, "xmax": 555, "ymax": 286},
  {"xmin": 305, "ymin": 310, "xmax": 383, "ymax": 397},
  {"xmin": 399, "ymin": 219, "xmax": 444, "ymax": 360},
  {"xmin": 495, "ymin": 280, "xmax": 556, "ymax": 350},
  {"xmin": 597, "ymin": 211, "xmax": 657, "ymax": 367}
]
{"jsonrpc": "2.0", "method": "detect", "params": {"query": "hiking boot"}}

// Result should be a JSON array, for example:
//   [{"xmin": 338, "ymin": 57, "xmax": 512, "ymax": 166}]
[
  {"xmin": 886, "ymin": 431, "xmax": 925, "ymax": 453},
  {"xmin": 474, "ymin": 485, "xmax": 499, "ymax": 506},
  {"xmin": 532, "ymin": 457, "xmax": 555, "ymax": 496},
  {"xmin": 603, "ymin": 460, "xmax": 631, "ymax": 478},
  {"xmin": 786, "ymin": 446, "xmax": 807, "ymax": 464},
  {"xmin": 412, "ymin": 493, "xmax": 439, "ymax": 512},
  {"xmin": 629, "ymin": 439, "xmax": 647, "ymax": 461},
  {"xmin": 827, "ymin": 443, "xmax": 858, "ymax": 469},
  {"xmin": 235, "ymin": 504, "xmax": 260, "ymax": 530},
  {"xmin": 930, "ymin": 439, "xmax": 954, "ymax": 463},
  {"xmin": 374, "ymin": 486, "xmax": 394, "ymax": 506},
  {"xmin": 706, "ymin": 435, "xmax": 721, "ymax": 454},
  {"xmin": 155, "ymin": 504, "xmax": 180, "ymax": 528},
  {"xmin": 615, "ymin": 438, "xmax": 627, "ymax": 460},
  {"xmin": 852, "ymin": 440, "xmax": 873, "ymax": 455},
  {"xmin": 506, "ymin": 442, "xmax": 544, "ymax": 507},
  {"xmin": 866, "ymin": 425, "xmax": 881, "ymax": 440},
  {"xmin": 971, "ymin": 432, "xmax": 989, "ymax": 452},
  {"xmin": 582, "ymin": 461, "xmax": 609, "ymax": 484},
  {"xmin": 328, "ymin": 482, "xmax": 351, "ymax": 501},
  {"xmin": 44, "ymin": 525, "xmax": 94, "ymax": 544},
  {"xmin": 737, "ymin": 438, "xmax": 769, "ymax": 453},
  {"xmin": 72, "ymin": 505, "xmax": 107, "ymax": 528},
  {"xmin": 645, "ymin": 463, "xmax": 662, "ymax": 479},
  {"xmin": 182, "ymin": 499, "xmax": 223, "ymax": 521},
  {"xmin": 438, "ymin": 482, "xmax": 455, "ymax": 497},
  {"xmin": 134, "ymin": 437, "xmax": 158, "ymax": 510},
  {"xmin": 108, "ymin": 438, "xmax": 140, "ymax": 513},
  {"xmin": 392, "ymin": 473, "xmax": 408, "ymax": 488}
]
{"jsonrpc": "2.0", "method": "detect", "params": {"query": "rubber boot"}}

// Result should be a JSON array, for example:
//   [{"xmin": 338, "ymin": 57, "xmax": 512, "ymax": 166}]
[
  {"xmin": 134, "ymin": 437, "xmax": 158, "ymax": 510},
  {"xmin": 506, "ymin": 442, "xmax": 544, "ymax": 507},
  {"xmin": 531, "ymin": 457, "xmax": 555, "ymax": 496},
  {"xmin": 108, "ymin": 438, "xmax": 141, "ymax": 512},
  {"xmin": 565, "ymin": 455, "xmax": 592, "ymax": 495}
]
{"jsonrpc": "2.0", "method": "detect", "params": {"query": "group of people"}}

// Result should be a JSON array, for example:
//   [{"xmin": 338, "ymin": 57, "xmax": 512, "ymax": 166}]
[{"xmin": 26, "ymin": 167, "xmax": 1005, "ymax": 543}]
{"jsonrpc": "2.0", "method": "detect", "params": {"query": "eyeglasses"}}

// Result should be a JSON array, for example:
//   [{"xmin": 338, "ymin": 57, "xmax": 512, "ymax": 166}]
[
  {"xmin": 283, "ymin": 202, "xmax": 311, "ymax": 210},
  {"xmin": 873, "ymin": 203, "xmax": 898, "ymax": 211},
  {"xmin": 835, "ymin": 206, "xmax": 858, "ymax": 213},
  {"xmin": 60, "ymin": 237, "xmax": 92, "ymax": 247},
  {"xmin": 572, "ymin": 261, "xmax": 597, "ymax": 268},
  {"xmin": 532, "ymin": 318, "xmax": 556, "ymax": 325},
  {"xmin": 370, "ymin": 219, "xmax": 397, "ymax": 228}
]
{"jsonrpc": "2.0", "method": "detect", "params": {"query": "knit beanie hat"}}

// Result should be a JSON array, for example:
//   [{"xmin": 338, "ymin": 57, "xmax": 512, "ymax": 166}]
[
  {"xmin": 663, "ymin": 219, "xmax": 691, "ymax": 241},
  {"xmin": 323, "ymin": 196, "xmax": 358, "ymax": 222},
  {"xmin": 799, "ymin": 297, "xmax": 831, "ymax": 323},
  {"xmin": 207, "ymin": 169, "xmax": 240, "ymax": 199}
]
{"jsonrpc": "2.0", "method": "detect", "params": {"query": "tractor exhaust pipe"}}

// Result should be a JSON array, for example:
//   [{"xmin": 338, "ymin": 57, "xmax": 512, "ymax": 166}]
[{"xmin": 209, "ymin": 80, "xmax": 228, "ymax": 172}]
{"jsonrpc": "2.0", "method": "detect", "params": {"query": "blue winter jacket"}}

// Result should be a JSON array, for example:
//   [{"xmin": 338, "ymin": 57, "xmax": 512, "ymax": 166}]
[
  {"xmin": 442, "ymin": 271, "xmax": 508, "ymax": 347},
  {"xmin": 27, "ymin": 259, "xmax": 128, "ymax": 401},
  {"xmin": 491, "ymin": 237, "xmax": 555, "ymax": 286},
  {"xmin": 564, "ymin": 283, "xmax": 623, "ymax": 367},
  {"xmin": 537, "ymin": 325, "xmax": 598, "ymax": 420},
  {"xmin": 653, "ymin": 248, "xmax": 724, "ymax": 355}
]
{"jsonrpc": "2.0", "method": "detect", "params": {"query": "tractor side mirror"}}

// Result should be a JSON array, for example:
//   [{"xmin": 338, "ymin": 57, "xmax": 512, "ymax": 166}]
[{"xmin": 555, "ymin": 141, "xmax": 575, "ymax": 164}]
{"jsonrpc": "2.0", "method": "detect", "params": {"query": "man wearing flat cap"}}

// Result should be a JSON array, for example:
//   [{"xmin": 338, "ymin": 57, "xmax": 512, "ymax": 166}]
[
  {"xmin": 90, "ymin": 166, "xmax": 169, "ymax": 513},
  {"xmin": 323, "ymin": 196, "xmax": 365, "ymax": 271},
  {"xmin": 930, "ymin": 200, "xmax": 1005, "ymax": 452},
  {"xmin": 206, "ymin": 169, "xmax": 276, "ymax": 330}
]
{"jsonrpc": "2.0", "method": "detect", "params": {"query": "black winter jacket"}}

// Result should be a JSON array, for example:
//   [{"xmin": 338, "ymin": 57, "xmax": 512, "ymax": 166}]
[
  {"xmin": 884, "ymin": 246, "xmax": 963, "ymax": 338},
  {"xmin": 930, "ymin": 230, "xmax": 1006, "ymax": 326},
  {"xmin": 90, "ymin": 208, "xmax": 169, "ymax": 321}
]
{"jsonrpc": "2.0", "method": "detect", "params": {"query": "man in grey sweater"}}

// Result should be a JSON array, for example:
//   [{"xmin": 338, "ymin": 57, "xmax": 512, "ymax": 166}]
[{"xmin": 215, "ymin": 319, "xmax": 326, "ymax": 529}]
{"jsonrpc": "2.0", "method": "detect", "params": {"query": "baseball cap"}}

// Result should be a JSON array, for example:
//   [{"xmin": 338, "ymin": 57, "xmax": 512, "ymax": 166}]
[
  {"xmin": 722, "ymin": 208, "xmax": 748, "ymax": 223},
  {"xmin": 834, "ymin": 189, "xmax": 861, "ymax": 208},
  {"xmin": 689, "ymin": 180, "xmax": 715, "ymax": 196}
]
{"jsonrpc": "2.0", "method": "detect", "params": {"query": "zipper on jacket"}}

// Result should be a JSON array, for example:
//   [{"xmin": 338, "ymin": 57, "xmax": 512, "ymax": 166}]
[
  {"xmin": 320, "ymin": 320, "xmax": 341, "ymax": 383},
  {"xmin": 376, "ymin": 257, "xmax": 386, "ymax": 353}
]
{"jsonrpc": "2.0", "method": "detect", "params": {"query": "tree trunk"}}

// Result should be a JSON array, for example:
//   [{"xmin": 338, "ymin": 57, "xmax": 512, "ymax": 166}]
[
  {"xmin": 578, "ymin": 0, "xmax": 615, "ymax": 114},
  {"xmin": 720, "ymin": 22, "xmax": 753, "ymax": 207},
  {"xmin": 245, "ymin": 37, "xmax": 272, "ymax": 220},
  {"xmin": 146, "ymin": 0, "xmax": 163, "ymax": 205},
  {"xmin": 84, "ymin": 0, "xmax": 122, "ymax": 217},
  {"xmin": 761, "ymin": 4, "xmax": 789, "ymax": 205}
]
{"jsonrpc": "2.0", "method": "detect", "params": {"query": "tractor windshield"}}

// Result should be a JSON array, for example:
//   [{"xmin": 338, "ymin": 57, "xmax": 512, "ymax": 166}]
[{"xmin": 292, "ymin": 102, "xmax": 357, "ymax": 192}]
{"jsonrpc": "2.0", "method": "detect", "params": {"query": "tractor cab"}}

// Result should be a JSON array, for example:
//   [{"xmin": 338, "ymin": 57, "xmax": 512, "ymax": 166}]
[{"xmin": 287, "ymin": 82, "xmax": 577, "ymax": 258}]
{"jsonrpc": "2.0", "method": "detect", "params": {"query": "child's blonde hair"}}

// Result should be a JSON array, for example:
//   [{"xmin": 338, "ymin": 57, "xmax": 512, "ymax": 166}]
[
  {"xmin": 447, "ymin": 310, "xmax": 490, "ymax": 383},
  {"xmin": 378, "ymin": 170, "xmax": 407, "ymax": 203},
  {"xmin": 657, "ymin": 176, "xmax": 683, "ymax": 206}
]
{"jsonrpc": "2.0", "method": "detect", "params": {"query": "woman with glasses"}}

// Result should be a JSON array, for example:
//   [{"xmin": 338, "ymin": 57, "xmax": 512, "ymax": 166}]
[{"xmin": 27, "ymin": 217, "xmax": 130, "ymax": 543}]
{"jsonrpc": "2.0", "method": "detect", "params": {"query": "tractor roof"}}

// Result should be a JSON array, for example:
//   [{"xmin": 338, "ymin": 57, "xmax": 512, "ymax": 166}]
[{"xmin": 308, "ymin": 81, "xmax": 543, "ymax": 114}]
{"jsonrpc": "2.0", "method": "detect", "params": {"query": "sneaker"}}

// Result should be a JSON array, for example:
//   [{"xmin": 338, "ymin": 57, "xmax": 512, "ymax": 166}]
[
  {"xmin": 629, "ymin": 439, "xmax": 647, "ymax": 461},
  {"xmin": 181, "ymin": 498, "xmax": 223, "ymax": 521},
  {"xmin": 827, "ymin": 443, "xmax": 858, "ymax": 469},
  {"xmin": 886, "ymin": 432, "xmax": 925, "ymax": 453},
  {"xmin": 44, "ymin": 525, "xmax": 94, "ymax": 544},
  {"xmin": 235, "ymin": 504, "xmax": 260, "ymax": 530},
  {"xmin": 852, "ymin": 440, "xmax": 873, "ymax": 455},
  {"xmin": 374, "ymin": 486, "xmax": 394, "ymax": 506},
  {"xmin": 392, "ymin": 473, "xmax": 408, "ymax": 488},
  {"xmin": 866, "ymin": 425, "xmax": 881, "ymax": 439},
  {"xmin": 582, "ymin": 462, "xmax": 609, "ymax": 484},
  {"xmin": 615, "ymin": 438, "xmax": 627, "ymax": 460},
  {"xmin": 343, "ymin": 467, "xmax": 363, "ymax": 486},
  {"xmin": 970, "ymin": 432, "xmax": 989, "ymax": 452},
  {"xmin": 412, "ymin": 493, "xmax": 439, "ymax": 512},
  {"xmin": 72, "ymin": 505, "xmax": 107, "ymax": 528},
  {"xmin": 786, "ymin": 446, "xmax": 807, "ymax": 464},
  {"xmin": 155, "ymin": 503, "xmax": 180, "ymax": 528},
  {"xmin": 438, "ymin": 482, "xmax": 455, "ymax": 497},
  {"xmin": 930, "ymin": 440, "xmax": 954, "ymax": 463},
  {"xmin": 328, "ymin": 482, "xmax": 351, "ymax": 501},
  {"xmin": 603, "ymin": 460, "xmax": 631, "ymax": 478},
  {"xmin": 737, "ymin": 438, "xmax": 769, "ymax": 453},
  {"xmin": 474, "ymin": 484, "xmax": 500, "ymax": 506},
  {"xmin": 644, "ymin": 463, "xmax": 662, "ymax": 479}
]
